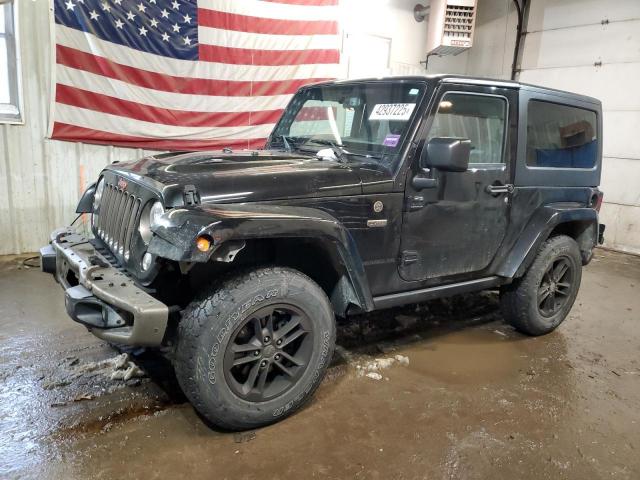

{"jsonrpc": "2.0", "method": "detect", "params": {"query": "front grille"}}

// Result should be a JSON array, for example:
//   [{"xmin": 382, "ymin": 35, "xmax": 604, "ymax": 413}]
[{"xmin": 95, "ymin": 183, "xmax": 142, "ymax": 261}]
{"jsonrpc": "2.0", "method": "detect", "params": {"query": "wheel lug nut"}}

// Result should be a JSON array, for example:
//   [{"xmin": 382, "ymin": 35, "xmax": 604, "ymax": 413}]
[
  {"xmin": 276, "ymin": 339, "xmax": 282, "ymax": 346},
  {"xmin": 253, "ymin": 350, "xmax": 260, "ymax": 356},
  {"xmin": 260, "ymin": 360, "xmax": 268, "ymax": 367},
  {"xmin": 263, "ymin": 336, "xmax": 271, "ymax": 344},
  {"xmin": 274, "ymin": 354, "xmax": 281, "ymax": 361}
]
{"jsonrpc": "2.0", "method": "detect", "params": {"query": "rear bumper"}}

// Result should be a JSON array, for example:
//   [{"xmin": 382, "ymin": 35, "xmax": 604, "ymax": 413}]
[{"xmin": 41, "ymin": 228, "xmax": 168, "ymax": 346}]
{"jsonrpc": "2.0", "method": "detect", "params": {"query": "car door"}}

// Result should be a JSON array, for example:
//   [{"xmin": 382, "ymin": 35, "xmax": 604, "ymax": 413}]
[{"xmin": 399, "ymin": 84, "xmax": 517, "ymax": 282}]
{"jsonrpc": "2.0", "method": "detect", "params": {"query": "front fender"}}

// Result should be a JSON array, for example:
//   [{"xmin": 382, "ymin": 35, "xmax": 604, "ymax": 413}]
[
  {"xmin": 495, "ymin": 206, "xmax": 598, "ymax": 279},
  {"xmin": 147, "ymin": 203, "xmax": 374, "ymax": 311}
]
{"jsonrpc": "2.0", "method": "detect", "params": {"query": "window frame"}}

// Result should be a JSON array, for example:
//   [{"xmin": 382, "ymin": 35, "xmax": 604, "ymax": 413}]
[
  {"xmin": 0, "ymin": 0, "xmax": 24, "ymax": 124},
  {"xmin": 524, "ymin": 98, "xmax": 599, "ymax": 171},
  {"xmin": 425, "ymin": 90, "xmax": 510, "ymax": 169}
]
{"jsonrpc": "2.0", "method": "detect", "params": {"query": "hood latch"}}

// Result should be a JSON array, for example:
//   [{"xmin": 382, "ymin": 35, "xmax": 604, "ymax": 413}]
[{"xmin": 183, "ymin": 184, "xmax": 201, "ymax": 206}]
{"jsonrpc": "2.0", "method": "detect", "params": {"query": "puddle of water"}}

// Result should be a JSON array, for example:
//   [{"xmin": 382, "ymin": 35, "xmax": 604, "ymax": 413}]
[{"xmin": 401, "ymin": 329, "xmax": 529, "ymax": 384}]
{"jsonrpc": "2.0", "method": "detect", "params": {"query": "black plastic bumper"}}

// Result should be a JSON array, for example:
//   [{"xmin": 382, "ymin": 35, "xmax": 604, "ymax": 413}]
[
  {"xmin": 598, "ymin": 223, "xmax": 606, "ymax": 245},
  {"xmin": 41, "ymin": 228, "xmax": 168, "ymax": 346}
]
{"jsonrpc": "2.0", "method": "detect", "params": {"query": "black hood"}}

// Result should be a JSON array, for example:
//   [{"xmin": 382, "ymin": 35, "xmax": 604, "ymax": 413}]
[{"xmin": 107, "ymin": 150, "xmax": 368, "ymax": 207}]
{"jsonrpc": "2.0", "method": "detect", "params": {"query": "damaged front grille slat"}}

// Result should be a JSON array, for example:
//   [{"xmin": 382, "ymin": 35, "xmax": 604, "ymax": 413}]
[
  {"xmin": 96, "ymin": 182, "xmax": 142, "ymax": 261},
  {"xmin": 123, "ymin": 199, "xmax": 141, "ymax": 260}
]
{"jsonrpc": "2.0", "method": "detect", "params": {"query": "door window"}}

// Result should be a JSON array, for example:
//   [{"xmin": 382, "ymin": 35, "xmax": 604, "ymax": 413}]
[{"xmin": 427, "ymin": 93, "xmax": 507, "ymax": 165}]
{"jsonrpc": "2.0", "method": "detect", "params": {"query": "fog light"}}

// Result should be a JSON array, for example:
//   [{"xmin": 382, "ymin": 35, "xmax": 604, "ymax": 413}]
[
  {"xmin": 196, "ymin": 236, "xmax": 212, "ymax": 252},
  {"xmin": 141, "ymin": 252, "xmax": 153, "ymax": 271}
]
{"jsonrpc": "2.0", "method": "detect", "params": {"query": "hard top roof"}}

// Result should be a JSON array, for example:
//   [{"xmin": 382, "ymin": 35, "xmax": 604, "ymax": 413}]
[{"xmin": 308, "ymin": 74, "xmax": 601, "ymax": 106}]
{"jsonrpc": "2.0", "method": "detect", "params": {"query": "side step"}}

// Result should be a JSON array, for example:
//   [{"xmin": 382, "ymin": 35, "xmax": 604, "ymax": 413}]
[{"xmin": 372, "ymin": 276, "xmax": 503, "ymax": 310}]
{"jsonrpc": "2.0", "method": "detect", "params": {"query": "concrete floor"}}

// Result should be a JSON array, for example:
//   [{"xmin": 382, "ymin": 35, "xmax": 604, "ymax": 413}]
[{"xmin": 1, "ymin": 249, "xmax": 639, "ymax": 480}]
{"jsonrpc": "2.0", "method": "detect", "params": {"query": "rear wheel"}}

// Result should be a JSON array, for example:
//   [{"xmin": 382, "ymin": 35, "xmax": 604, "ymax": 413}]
[
  {"xmin": 174, "ymin": 267, "xmax": 335, "ymax": 430},
  {"xmin": 500, "ymin": 235, "xmax": 582, "ymax": 336}
]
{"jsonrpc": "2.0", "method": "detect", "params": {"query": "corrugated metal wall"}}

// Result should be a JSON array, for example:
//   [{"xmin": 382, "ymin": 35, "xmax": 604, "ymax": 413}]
[
  {"xmin": 2, "ymin": 0, "xmax": 638, "ymax": 255},
  {"xmin": 517, "ymin": 0, "xmax": 640, "ymax": 255},
  {"xmin": 0, "ymin": 0, "xmax": 156, "ymax": 255},
  {"xmin": 1, "ymin": 0, "xmax": 431, "ymax": 256}
]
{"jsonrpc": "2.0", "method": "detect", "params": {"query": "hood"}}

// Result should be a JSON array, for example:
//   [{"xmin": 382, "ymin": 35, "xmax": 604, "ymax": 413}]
[{"xmin": 107, "ymin": 150, "xmax": 365, "ymax": 207}]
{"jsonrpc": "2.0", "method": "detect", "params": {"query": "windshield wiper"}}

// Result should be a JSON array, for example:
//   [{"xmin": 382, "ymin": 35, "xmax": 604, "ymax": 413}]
[
  {"xmin": 280, "ymin": 134, "xmax": 293, "ymax": 152},
  {"xmin": 304, "ymin": 139, "xmax": 347, "ymax": 163},
  {"xmin": 305, "ymin": 139, "xmax": 384, "ymax": 163}
]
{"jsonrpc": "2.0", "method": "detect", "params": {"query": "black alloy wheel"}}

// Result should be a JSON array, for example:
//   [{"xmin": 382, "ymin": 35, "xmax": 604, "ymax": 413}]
[
  {"xmin": 537, "ymin": 256, "xmax": 574, "ymax": 317},
  {"xmin": 499, "ymin": 235, "xmax": 583, "ymax": 336},
  {"xmin": 174, "ymin": 267, "xmax": 336, "ymax": 430},
  {"xmin": 223, "ymin": 304, "xmax": 314, "ymax": 402}
]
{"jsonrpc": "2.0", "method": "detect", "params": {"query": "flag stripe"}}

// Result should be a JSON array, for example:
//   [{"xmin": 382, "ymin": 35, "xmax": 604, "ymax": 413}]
[
  {"xmin": 56, "ymin": 84, "xmax": 284, "ymax": 128},
  {"xmin": 198, "ymin": 26, "xmax": 339, "ymax": 51},
  {"xmin": 57, "ymin": 65, "xmax": 294, "ymax": 113},
  {"xmin": 264, "ymin": 0, "xmax": 339, "ymax": 5},
  {"xmin": 199, "ymin": 44, "xmax": 339, "ymax": 65},
  {"xmin": 57, "ymin": 25, "xmax": 338, "ymax": 82},
  {"xmin": 198, "ymin": 0, "xmax": 338, "ymax": 21},
  {"xmin": 52, "ymin": 122, "xmax": 267, "ymax": 151},
  {"xmin": 198, "ymin": 8, "xmax": 337, "ymax": 35},
  {"xmin": 57, "ymin": 45, "xmax": 328, "ymax": 98},
  {"xmin": 55, "ymin": 103, "xmax": 276, "ymax": 139}
]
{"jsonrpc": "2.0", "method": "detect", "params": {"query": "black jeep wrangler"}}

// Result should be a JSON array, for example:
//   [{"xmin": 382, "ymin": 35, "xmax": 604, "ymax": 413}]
[{"xmin": 41, "ymin": 75, "xmax": 605, "ymax": 430}]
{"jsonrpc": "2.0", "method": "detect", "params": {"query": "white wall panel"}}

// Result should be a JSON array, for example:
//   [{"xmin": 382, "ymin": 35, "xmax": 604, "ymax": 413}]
[
  {"xmin": 519, "ymin": 64, "xmax": 640, "ymax": 111},
  {"xmin": 600, "ymin": 157, "xmax": 640, "ymax": 207},
  {"xmin": 601, "ymin": 111, "xmax": 640, "ymax": 161},
  {"xmin": 599, "ymin": 203, "xmax": 640, "ymax": 254},
  {"xmin": 526, "ymin": 0, "xmax": 640, "ymax": 32},
  {"xmin": 521, "ymin": 20, "xmax": 640, "ymax": 70}
]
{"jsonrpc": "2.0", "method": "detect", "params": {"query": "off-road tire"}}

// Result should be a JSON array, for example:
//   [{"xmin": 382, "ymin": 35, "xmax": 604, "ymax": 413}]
[
  {"xmin": 174, "ymin": 267, "xmax": 335, "ymax": 431},
  {"xmin": 500, "ymin": 235, "xmax": 582, "ymax": 336}
]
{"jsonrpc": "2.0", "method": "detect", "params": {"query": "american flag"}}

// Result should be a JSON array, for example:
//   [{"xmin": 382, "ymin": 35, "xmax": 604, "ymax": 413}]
[{"xmin": 50, "ymin": 0, "xmax": 341, "ymax": 150}]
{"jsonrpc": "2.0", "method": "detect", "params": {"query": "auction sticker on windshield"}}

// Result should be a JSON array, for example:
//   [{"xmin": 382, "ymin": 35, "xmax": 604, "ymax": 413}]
[{"xmin": 369, "ymin": 103, "xmax": 416, "ymax": 121}]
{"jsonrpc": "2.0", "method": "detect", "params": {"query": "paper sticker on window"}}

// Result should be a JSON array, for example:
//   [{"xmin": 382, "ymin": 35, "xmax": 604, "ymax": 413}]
[
  {"xmin": 369, "ymin": 103, "xmax": 416, "ymax": 121},
  {"xmin": 383, "ymin": 134, "xmax": 401, "ymax": 147}
]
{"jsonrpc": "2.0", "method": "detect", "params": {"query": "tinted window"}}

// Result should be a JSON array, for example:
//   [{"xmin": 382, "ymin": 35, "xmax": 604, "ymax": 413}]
[
  {"xmin": 427, "ymin": 93, "xmax": 507, "ymax": 165},
  {"xmin": 526, "ymin": 100, "xmax": 597, "ymax": 169}
]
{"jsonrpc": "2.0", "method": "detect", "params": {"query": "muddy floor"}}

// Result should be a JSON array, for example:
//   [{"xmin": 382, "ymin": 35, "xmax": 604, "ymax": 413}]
[{"xmin": 1, "ymin": 249, "xmax": 639, "ymax": 480}]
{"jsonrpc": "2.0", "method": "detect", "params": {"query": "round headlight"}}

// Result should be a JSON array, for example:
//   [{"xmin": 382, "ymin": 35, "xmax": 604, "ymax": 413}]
[
  {"xmin": 139, "ymin": 200, "xmax": 164, "ymax": 244},
  {"xmin": 93, "ymin": 178, "xmax": 105, "ymax": 212},
  {"xmin": 149, "ymin": 201, "xmax": 164, "ymax": 228}
]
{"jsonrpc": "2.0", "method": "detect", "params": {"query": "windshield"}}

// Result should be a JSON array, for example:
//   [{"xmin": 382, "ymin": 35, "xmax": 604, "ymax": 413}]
[{"xmin": 268, "ymin": 81, "xmax": 427, "ymax": 167}]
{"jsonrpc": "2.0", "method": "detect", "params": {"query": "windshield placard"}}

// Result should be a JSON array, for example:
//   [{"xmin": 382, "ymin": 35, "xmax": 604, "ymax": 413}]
[{"xmin": 369, "ymin": 103, "xmax": 416, "ymax": 121}]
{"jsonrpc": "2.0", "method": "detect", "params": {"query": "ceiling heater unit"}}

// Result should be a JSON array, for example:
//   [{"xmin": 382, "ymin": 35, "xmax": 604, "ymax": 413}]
[{"xmin": 414, "ymin": 0, "xmax": 477, "ymax": 56}]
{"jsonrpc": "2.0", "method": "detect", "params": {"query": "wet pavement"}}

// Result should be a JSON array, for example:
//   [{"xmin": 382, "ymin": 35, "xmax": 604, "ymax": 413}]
[{"xmin": 1, "ymin": 250, "xmax": 639, "ymax": 479}]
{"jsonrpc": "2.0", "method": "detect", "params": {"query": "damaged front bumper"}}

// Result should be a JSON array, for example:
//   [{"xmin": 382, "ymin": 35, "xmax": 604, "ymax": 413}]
[{"xmin": 40, "ymin": 228, "xmax": 168, "ymax": 346}]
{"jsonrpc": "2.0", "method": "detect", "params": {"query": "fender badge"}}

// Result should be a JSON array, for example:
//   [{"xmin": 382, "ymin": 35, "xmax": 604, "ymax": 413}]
[
  {"xmin": 367, "ymin": 219, "xmax": 387, "ymax": 228},
  {"xmin": 373, "ymin": 200, "xmax": 384, "ymax": 213},
  {"xmin": 117, "ymin": 178, "xmax": 128, "ymax": 190}
]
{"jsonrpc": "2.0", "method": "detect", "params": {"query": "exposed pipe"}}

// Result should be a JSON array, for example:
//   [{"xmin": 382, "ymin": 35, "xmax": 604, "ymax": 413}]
[{"xmin": 511, "ymin": 0, "xmax": 528, "ymax": 80}]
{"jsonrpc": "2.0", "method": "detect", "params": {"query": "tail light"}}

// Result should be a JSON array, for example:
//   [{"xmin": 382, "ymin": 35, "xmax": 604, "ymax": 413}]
[{"xmin": 590, "ymin": 190, "xmax": 604, "ymax": 212}]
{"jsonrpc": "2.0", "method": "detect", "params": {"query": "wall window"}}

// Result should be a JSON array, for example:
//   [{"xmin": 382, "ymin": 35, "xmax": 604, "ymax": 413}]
[
  {"xmin": 427, "ymin": 93, "xmax": 507, "ymax": 164},
  {"xmin": 0, "ymin": 0, "xmax": 22, "ymax": 124},
  {"xmin": 526, "ymin": 100, "xmax": 597, "ymax": 169}
]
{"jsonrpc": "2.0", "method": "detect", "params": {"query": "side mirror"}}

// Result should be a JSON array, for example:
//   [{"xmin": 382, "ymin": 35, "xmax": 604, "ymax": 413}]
[{"xmin": 420, "ymin": 137, "xmax": 471, "ymax": 172}]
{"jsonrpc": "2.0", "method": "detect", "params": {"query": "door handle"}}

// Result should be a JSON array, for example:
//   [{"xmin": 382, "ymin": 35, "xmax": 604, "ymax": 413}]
[{"xmin": 485, "ymin": 183, "xmax": 514, "ymax": 196}]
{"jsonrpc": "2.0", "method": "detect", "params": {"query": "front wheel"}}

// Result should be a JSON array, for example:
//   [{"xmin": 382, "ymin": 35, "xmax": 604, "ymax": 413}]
[
  {"xmin": 500, "ymin": 235, "xmax": 582, "ymax": 336},
  {"xmin": 174, "ymin": 267, "xmax": 336, "ymax": 430}
]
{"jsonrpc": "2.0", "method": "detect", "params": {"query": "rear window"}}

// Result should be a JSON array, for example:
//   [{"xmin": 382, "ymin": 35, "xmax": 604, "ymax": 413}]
[{"xmin": 526, "ymin": 100, "xmax": 598, "ymax": 169}]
